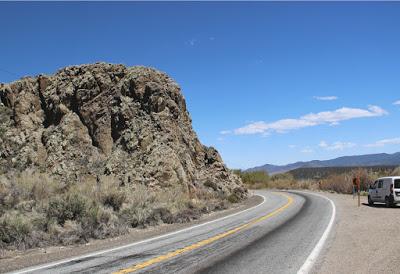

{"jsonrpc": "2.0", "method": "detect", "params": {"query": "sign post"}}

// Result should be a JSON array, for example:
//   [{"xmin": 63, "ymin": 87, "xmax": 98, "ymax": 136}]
[
  {"xmin": 353, "ymin": 176, "xmax": 361, "ymax": 207},
  {"xmin": 357, "ymin": 176, "xmax": 361, "ymax": 207}
]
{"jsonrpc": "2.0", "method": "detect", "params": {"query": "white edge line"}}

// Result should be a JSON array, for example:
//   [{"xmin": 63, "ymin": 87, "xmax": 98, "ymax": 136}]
[
  {"xmin": 295, "ymin": 191, "xmax": 336, "ymax": 274},
  {"xmin": 11, "ymin": 193, "xmax": 266, "ymax": 274}
]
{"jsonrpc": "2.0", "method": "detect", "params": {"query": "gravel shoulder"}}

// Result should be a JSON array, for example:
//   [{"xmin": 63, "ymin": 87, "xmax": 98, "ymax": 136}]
[
  {"xmin": 312, "ymin": 192, "xmax": 400, "ymax": 274},
  {"xmin": 0, "ymin": 194, "xmax": 262, "ymax": 273}
]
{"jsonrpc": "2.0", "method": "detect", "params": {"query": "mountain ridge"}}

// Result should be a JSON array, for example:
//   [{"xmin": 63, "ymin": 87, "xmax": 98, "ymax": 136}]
[{"xmin": 247, "ymin": 152, "xmax": 400, "ymax": 174}]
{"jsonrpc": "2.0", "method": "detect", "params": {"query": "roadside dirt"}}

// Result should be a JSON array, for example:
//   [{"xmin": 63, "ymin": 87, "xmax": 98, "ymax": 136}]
[
  {"xmin": 0, "ymin": 193, "xmax": 262, "ymax": 273},
  {"xmin": 313, "ymin": 192, "xmax": 400, "ymax": 274}
]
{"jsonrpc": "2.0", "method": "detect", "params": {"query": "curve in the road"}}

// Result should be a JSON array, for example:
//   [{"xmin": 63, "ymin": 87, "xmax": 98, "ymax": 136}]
[
  {"xmin": 195, "ymin": 191, "xmax": 335, "ymax": 274},
  {"xmin": 113, "ymin": 193, "xmax": 293, "ymax": 274},
  {"xmin": 10, "ymin": 190, "xmax": 336, "ymax": 274},
  {"xmin": 12, "ymin": 192, "xmax": 268, "ymax": 274}
]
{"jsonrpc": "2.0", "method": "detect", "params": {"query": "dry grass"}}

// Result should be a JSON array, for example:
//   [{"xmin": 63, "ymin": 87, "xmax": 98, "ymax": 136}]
[
  {"xmin": 316, "ymin": 168, "xmax": 391, "ymax": 194},
  {"xmin": 391, "ymin": 166, "xmax": 400, "ymax": 176},
  {"xmin": 0, "ymin": 171, "xmax": 235, "ymax": 252},
  {"xmin": 240, "ymin": 167, "xmax": 400, "ymax": 194}
]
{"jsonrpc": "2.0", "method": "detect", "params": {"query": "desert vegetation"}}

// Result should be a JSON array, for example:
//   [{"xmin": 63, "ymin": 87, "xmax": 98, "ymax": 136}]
[
  {"xmin": 237, "ymin": 166, "xmax": 400, "ymax": 194},
  {"xmin": 0, "ymin": 171, "xmax": 235, "ymax": 252},
  {"xmin": 234, "ymin": 170, "xmax": 312, "ymax": 190},
  {"xmin": 288, "ymin": 165, "xmax": 398, "ymax": 181},
  {"xmin": 316, "ymin": 166, "xmax": 400, "ymax": 193}
]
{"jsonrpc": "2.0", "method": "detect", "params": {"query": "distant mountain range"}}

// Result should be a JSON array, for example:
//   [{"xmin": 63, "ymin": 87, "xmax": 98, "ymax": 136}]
[{"xmin": 246, "ymin": 152, "xmax": 400, "ymax": 174}]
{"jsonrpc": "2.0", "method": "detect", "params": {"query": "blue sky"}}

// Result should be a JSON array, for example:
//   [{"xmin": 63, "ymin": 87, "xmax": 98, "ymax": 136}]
[{"xmin": 1, "ymin": 2, "xmax": 400, "ymax": 169}]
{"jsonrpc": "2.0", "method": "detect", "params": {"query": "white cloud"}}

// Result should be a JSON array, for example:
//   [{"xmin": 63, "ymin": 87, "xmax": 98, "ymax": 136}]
[
  {"xmin": 314, "ymin": 96, "xmax": 338, "ymax": 101},
  {"xmin": 234, "ymin": 105, "xmax": 387, "ymax": 135},
  {"xmin": 319, "ymin": 141, "xmax": 328, "ymax": 148},
  {"xmin": 186, "ymin": 38, "xmax": 197, "ymax": 46},
  {"xmin": 220, "ymin": 130, "xmax": 231, "ymax": 135},
  {"xmin": 288, "ymin": 145, "xmax": 296, "ymax": 149},
  {"xmin": 393, "ymin": 100, "xmax": 400, "ymax": 105},
  {"xmin": 328, "ymin": 142, "xmax": 356, "ymax": 150},
  {"xmin": 319, "ymin": 141, "xmax": 356, "ymax": 151},
  {"xmin": 365, "ymin": 138, "xmax": 400, "ymax": 148},
  {"xmin": 301, "ymin": 148, "xmax": 313, "ymax": 153},
  {"xmin": 329, "ymin": 121, "xmax": 340, "ymax": 127}
]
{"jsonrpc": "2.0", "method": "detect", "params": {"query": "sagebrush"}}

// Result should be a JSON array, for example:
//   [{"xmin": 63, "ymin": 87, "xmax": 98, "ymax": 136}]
[{"xmin": 0, "ymin": 171, "xmax": 235, "ymax": 251}]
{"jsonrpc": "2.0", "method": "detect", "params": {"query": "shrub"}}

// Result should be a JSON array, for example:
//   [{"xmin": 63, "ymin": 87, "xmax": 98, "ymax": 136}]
[
  {"xmin": 0, "ymin": 211, "xmax": 32, "ymax": 248},
  {"xmin": 0, "ymin": 171, "xmax": 62, "ymax": 212},
  {"xmin": 146, "ymin": 207, "xmax": 174, "ymax": 225},
  {"xmin": 119, "ymin": 205, "xmax": 152, "ymax": 228},
  {"xmin": 0, "ymin": 104, "xmax": 12, "ymax": 139},
  {"xmin": 227, "ymin": 194, "xmax": 240, "ymax": 203},
  {"xmin": 235, "ymin": 170, "xmax": 269, "ymax": 188},
  {"xmin": 317, "ymin": 168, "xmax": 376, "ymax": 194},
  {"xmin": 267, "ymin": 173, "xmax": 296, "ymax": 189},
  {"xmin": 101, "ymin": 191, "xmax": 126, "ymax": 211},
  {"xmin": 91, "ymin": 207, "xmax": 126, "ymax": 238},
  {"xmin": 155, "ymin": 186, "xmax": 190, "ymax": 214},
  {"xmin": 0, "ymin": 179, "xmax": 11, "ymax": 214},
  {"xmin": 47, "ymin": 193, "xmax": 87, "ymax": 225},
  {"xmin": 173, "ymin": 208, "xmax": 201, "ymax": 223},
  {"xmin": 52, "ymin": 220, "xmax": 84, "ymax": 245}
]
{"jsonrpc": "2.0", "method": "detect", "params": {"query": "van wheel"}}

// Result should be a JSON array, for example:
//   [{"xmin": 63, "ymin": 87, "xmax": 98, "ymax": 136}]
[
  {"xmin": 368, "ymin": 196, "xmax": 374, "ymax": 205},
  {"xmin": 385, "ymin": 196, "xmax": 391, "ymax": 208},
  {"xmin": 389, "ymin": 196, "xmax": 395, "ymax": 207}
]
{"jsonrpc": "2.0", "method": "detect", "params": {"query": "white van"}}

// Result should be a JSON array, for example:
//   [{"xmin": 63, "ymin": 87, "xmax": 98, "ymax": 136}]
[{"xmin": 368, "ymin": 176, "xmax": 400, "ymax": 207}]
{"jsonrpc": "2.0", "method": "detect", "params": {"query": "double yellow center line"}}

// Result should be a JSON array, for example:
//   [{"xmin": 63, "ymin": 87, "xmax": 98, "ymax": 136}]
[{"xmin": 113, "ymin": 192, "xmax": 293, "ymax": 274}]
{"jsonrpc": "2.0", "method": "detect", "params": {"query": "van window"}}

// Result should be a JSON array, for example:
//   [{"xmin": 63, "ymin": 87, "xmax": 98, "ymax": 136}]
[
  {"xmin": 395, "ymin": 179, "xmax": 400, "ymax": 189},
  {"xmin": 378, "ymin": 180, "xmax": 383, "ymax": 188}
]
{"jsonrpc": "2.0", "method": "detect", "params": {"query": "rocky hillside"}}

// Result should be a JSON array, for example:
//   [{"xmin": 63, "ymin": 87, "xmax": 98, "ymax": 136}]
[
  {"xmin": 0, "ymin": 63, "xmax": 246, "ymax": 251},
  {"xmin": 0, "ymin": 63, "xmax": 245, "ymax": 199}
]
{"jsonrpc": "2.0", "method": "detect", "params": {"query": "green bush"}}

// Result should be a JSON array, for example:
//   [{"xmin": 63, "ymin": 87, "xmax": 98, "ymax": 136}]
[
  {"xmin": 47, "ymin": 193, "xmax": 87, "ymax": 225},
  {"xmin": 234, "ymin": 170, "xmax": 270, "ymax": 188},
  {"xmin": 227, "ymin": 193, "xmax": 240, "ymax": 203}
]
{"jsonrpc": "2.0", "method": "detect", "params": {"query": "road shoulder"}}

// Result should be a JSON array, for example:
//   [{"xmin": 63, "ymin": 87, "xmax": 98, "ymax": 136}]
[{"xmin": 311, "ymin": 191, "xmax": 400, "ymax": 274}]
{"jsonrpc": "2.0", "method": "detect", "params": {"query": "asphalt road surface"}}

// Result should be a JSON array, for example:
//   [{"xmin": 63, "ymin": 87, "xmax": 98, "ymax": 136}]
[{"xmin": 11, "ymin": 190, "xmax": 335, "ymax": 274}]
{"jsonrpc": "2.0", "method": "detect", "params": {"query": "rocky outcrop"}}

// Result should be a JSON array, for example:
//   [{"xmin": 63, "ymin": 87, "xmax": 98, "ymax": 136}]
[{"xmin": 0, "ymin": 63, "xmax": 246, "ymax": 199}]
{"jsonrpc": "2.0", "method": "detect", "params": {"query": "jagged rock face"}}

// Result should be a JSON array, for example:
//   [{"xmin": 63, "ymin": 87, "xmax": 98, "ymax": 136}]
[{"xmin": 0, "ymin": 63, "xmax": 245, "ymax": 198}]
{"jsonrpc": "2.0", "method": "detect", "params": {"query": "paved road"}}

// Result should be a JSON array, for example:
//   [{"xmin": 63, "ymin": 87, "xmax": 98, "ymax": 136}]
[{"xmin": 12, "ymin": 191, "xmax": 335, "ymax": 274}]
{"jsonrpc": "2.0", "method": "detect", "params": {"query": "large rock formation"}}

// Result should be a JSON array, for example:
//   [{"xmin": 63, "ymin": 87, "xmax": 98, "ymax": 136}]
[{"xmin": 0, "ymin": 63, "xmax": 245, "ymax": 199}]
